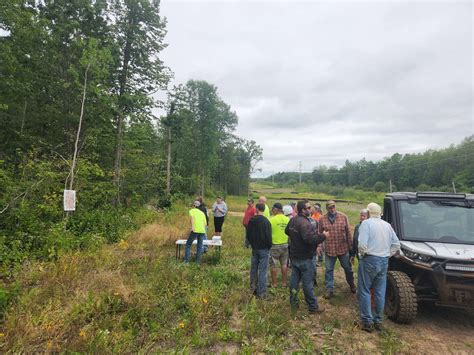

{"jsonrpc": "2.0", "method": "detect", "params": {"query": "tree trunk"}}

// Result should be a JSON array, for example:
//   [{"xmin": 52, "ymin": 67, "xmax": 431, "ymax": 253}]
[
  {"xmin": 113, "ymin": 23, "xmax": 133, "ymax": 206},
  {"xmin": 165, "ymin": 103, "xmax": 175, "ymax": 196},
  {"xmin": 69, "ymin": 63, "xmax": 90, "ymax": 191},
  {"xmin": 166, "ymin": 125, "xmax": 171, "ymax": 195}
]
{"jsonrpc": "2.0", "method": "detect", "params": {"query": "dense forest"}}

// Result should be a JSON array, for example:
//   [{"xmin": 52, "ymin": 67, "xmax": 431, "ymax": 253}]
[
  {"xmin": 0, "ymin": 1, "xmax": 261, "ymax": 273},
  {"xmin": 266, "ymin": 136, "xmax": 474, "ymax": 193}
]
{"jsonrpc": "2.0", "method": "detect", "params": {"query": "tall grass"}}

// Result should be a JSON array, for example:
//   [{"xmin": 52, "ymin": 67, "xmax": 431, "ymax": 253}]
[{"xmin": 0, "ymin": 199, "xmax": 419, "ymax": 352}]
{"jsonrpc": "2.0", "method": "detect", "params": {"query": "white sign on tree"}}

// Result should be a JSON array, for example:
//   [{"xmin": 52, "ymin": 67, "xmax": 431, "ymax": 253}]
[{"xmin": 63, "ymin": 190, "xmax": 76, "ymax": 211}]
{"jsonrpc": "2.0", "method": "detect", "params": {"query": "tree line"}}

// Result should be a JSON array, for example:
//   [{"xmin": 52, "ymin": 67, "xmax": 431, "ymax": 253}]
[
  {"xmin": 266, "ymin": 136, "xmax": 474, "ymax": 193},
  {"xmin": 0, "ymin": 0, "xmax": 261, "ymax": 273}
]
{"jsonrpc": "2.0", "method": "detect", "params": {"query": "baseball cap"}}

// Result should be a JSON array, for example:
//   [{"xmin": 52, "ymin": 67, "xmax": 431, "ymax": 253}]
[
  {"xmin": 326, "ymin": 200, "xmax": 336, "ymax": 208},
  {"xmin": 272, "ymin": 202, "xmax": 283, "ymax": 210},
  {"xmin": 247, "ymin": 198, "xmax": 254, "ymax": 203},
  {"xmin": 283, "ymin": 205, "xmax": 293, "ymax": 216},
  {"xmin": 193, "ymin": 200, "xmax": 201, "ymax": 207}
]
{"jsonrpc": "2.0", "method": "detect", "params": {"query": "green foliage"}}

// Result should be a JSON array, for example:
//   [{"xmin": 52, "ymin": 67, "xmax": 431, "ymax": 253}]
[
  {"xmin": 265, "ymin": 136, "xmax": 473, "ymax": 193},
  {"xmin": 163, "ymin": 81, "xmax": 262, "ymax": 196},
  {"xmin": 0, "ymin": 1, "xmax": 259, "ymax": 276}
]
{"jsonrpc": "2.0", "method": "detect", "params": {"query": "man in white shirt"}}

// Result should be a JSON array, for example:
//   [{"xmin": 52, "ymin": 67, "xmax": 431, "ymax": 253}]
[{"xmin": 357, "ymin": 202, "xmax": 400, "ymax": 332}]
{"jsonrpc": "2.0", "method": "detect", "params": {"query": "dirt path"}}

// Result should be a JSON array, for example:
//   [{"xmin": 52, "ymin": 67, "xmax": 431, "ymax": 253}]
[{"xmin": 227, "ymin": 211, "xmax": 244, "ymax": 217}]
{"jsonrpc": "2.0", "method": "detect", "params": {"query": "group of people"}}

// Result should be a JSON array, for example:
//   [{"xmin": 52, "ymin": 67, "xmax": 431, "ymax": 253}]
[
  {"xmin": 244, "ymin": 196, "xmax": 400, "ymax": 332},
  {"xmin": 183, "ymin": 196, "xmax": 228, "ymax": 264},
  {"xmin": 184, "ymin": 194, "xmax": 400, "ymax": 332}
]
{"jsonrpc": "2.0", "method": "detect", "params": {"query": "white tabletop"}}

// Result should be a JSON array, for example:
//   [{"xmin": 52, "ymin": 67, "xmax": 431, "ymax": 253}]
[{"xmin": 175, "ymin": 239, "xmax": 222, "ymax": 246}]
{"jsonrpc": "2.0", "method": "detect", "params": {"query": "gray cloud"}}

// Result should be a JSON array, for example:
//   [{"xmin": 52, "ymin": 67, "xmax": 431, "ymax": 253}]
[{"xmin": 159, "ymin": 1, "xmax": 473, "ymax": 177}]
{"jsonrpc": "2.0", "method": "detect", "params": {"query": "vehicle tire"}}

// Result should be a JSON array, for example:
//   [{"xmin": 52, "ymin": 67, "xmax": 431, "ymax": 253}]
[{"xmin": 385, "ymin": 271, "xmax": 417, "ymax": 324}]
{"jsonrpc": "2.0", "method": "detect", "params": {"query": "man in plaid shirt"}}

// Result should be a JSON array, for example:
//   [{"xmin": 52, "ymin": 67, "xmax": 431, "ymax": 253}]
[{"xmin": 318, "ymin": 200, "xmax": 356, "ymax": 298}]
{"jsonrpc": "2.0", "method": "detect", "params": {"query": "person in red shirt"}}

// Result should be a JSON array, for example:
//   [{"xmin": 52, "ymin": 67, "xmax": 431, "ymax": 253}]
[{"xmin": 243, "ymin": 198, "xmax": 257, "ymax": 247}]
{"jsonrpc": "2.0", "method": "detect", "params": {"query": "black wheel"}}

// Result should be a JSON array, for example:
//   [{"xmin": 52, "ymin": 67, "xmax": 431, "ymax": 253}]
[{"xmin": 385, "ymin": 271, "xmax": 417, "ymax": 323}]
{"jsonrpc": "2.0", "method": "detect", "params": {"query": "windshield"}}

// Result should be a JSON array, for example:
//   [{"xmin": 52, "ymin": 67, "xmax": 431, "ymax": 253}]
[{"xmin": 399, "ymin": 200, "xmax": 474, "ymax": 244}]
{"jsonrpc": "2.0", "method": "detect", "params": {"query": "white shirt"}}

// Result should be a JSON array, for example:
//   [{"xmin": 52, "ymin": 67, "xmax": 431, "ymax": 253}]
[{"xmin": 358, "ymin": 217, "xmax": 400, "ymax": 257}]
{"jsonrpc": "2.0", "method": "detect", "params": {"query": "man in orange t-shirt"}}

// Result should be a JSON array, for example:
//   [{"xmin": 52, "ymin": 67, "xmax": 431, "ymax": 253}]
[{"xmin": 311, "ymin": 203, "xmax": 322, "ymax": 221}]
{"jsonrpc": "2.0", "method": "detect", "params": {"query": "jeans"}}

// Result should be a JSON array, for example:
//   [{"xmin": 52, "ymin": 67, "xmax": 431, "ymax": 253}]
[
  {"xmin": 244, "ymin": 225, "xmax": 250, "ymax": 248},
  {"xmin": 325, "ymin": 252, "xmax": 354, "ymax": 291},
  {"xmin": 358, "ymin": 255, "xmax": 389, "ymax": 325},
  {"xmin": 290, "ymin": 258, "xmax": 319, "ymax": 311},
  {"xmin": 184, "ymin": 232, "xmax": 205, "ymax": 263},
  {"xmin": 250, "ymin": 249, "xmax": 270, "ymax": 298},
  {"xmin": 357, "ymin": 255, "xmax": 388, "ymax": 325}
]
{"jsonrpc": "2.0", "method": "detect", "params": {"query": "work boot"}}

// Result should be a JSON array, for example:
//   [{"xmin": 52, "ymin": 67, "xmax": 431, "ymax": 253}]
[
  {"xmin": 309, "ymin": 307, "xmax": 325, "ymax": 314},
  {"xmin": 350, "ymin": 282, "xmax": 357, "ymax": 293},
  {"xmin": 324, "ymin": 290, "xmax": 334, "ymax": 299},
  {"xmin": 356, "ymin": 321, "xmax": 374, "ymax": 333}
]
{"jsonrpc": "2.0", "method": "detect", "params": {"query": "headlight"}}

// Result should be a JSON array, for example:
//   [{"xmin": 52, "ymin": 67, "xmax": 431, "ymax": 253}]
[
  {"xmin": 403, "ymin": 249, "xmax": 419, "ymax": 259},
  {"xmin": 402, "ymin": 248, "xmax": 432, "ymax": 263}
]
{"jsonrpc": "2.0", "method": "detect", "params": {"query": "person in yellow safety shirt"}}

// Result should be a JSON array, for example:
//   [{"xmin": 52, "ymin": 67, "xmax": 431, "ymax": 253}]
[
  {"xmin": 259, "ymin": 196, "xmax": 271, "ymax": 219},
  {"xmin": 270, "ymin": 203, "xmax": 290, "ymax": 287},
  {"xmin": 184, "ymin": 200, "xmax": 207, "ymax": 264}
]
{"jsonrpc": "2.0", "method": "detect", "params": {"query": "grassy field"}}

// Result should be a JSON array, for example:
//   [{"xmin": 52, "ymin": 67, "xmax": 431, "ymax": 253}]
[{"xmin": 1, "ymin": 188, "xmax": 473, "ymax": 352}]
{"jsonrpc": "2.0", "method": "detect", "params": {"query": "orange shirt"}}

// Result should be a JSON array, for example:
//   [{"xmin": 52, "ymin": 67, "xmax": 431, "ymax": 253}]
[{"xmin": 311, "ymin": 212, "xmax": 321, "ymax": 221}]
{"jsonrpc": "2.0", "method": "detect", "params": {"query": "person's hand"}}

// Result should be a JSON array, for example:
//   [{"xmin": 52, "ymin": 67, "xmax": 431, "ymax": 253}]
[
  {"xmin": 322, "ymin": 230, "xmax": 329, "ymax": 238},
  {"xmin": 316, "ymin": 246, "xmax": 322, "ymax": 256}
]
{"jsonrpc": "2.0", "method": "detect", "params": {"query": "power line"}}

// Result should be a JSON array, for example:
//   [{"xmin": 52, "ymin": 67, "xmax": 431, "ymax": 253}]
[{"xmin": 266, "ymin": 150, "xmax": 474, "ymax": 177}]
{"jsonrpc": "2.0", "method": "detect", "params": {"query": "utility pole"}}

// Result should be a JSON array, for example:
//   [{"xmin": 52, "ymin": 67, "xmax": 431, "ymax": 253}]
[
  {"xmin": 389, "ymin": 179, "xmax": 393, "ymax": 193},
  {"xmin": 299, "ymin": 161, "xmax": 302, "ymax": 185},
  {"xmin": 452, "ymin": 180, "xmax": 457, "ymax": 193}
]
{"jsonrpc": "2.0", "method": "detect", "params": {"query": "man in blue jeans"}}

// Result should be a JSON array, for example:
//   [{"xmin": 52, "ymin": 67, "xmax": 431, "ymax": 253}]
[
  {"xmin": 357, "ymin": 202, "xmax": 400, "ymax": 332},
  {"xmin": 246, "ymin": 203, "xmax": 272, "ymax": 298},
  {"xmin": 318, "ymin": 200, "xmax": 356, "ymax": 299},
  {"xmin": 285, "ymin": 200, "xmax": 328, "ymax": 313},
  {"xmin": 184, "ymin": 200, "xmax": 207, "ymax": 264}
]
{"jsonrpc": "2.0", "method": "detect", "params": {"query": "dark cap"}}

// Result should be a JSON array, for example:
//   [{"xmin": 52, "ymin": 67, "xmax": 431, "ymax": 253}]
[
  {"xmin": 272, "ymin": 202, "xmax": 283, "ymax": 210},
  {"xmin": 247, "ymin": 198, "xmax": 254, "ymax": 203}
]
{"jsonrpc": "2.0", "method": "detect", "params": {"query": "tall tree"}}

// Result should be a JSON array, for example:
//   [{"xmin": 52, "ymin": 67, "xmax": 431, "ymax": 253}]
[{"xmin": 110, "ymin": 0, "xmax": 170, "ymax": 204}]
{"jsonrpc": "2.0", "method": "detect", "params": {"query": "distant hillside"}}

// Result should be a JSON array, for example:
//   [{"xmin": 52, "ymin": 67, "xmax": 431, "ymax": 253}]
[{"xmin": 263, "ymin": 136, "xmax": 474, "ymax": 192}]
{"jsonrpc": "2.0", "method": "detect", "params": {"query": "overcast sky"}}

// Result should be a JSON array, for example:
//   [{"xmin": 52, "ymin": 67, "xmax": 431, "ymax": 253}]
[{"xmin": 160, "ymin": 1, "xmax": 473, "ymax": 177}]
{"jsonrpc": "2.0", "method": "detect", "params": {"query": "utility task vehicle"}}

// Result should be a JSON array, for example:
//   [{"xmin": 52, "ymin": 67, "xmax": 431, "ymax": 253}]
[{"xmin": 382, "ymin": 192, "xmax": 474, "ymax": 323}]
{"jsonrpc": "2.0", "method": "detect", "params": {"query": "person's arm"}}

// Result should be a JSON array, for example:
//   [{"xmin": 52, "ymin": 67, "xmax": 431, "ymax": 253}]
[
  {"xmin": 264, "ymin": 219, "xmax": 272, "ymax": 249},
  {"xmin": 358, "ymin": 221, "xmax": 369, "ymax": 257},
  {"xmin": 221, "ymin": 202, "xmax": 228, "ymax": 215},
  {"xmin": 318, "ymin": 218, "xmax": 324, "ymax": 234},
  {"xmin": 351, "ymin": 225, "xmax": 360, "ymax": 258},
  {"xmin": 190, "ymin": 215, "xmax": 195, "ymax": 232},
  {"xmin": 285, "ymin": 218, "xmax": 292, "ymax": 236},
  {"xmin": 389, "ymin": 226, "xmax": 401, "ymax": 256},
  {"xmin": 246, "ymin": 221, "xmax": 251, "ymax": 245}
]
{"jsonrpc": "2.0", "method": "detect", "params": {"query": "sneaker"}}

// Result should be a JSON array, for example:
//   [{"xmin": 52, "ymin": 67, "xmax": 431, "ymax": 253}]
[
  {"xmin": 309, "ymin": 307, "xmax": 325, "ymax": 314},
  {"xmin": 324, "ymin": 290, "xmax": 334, "ymax": 299}
]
